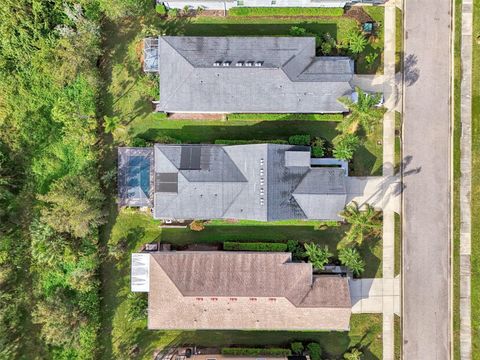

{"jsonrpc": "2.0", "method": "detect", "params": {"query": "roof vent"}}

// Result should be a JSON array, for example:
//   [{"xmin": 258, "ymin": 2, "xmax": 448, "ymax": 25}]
[
  {"xmin": 255, "ymin": 61, "xmax": 263, "ymax": 67},
  {"xmin": 245, "ymin": 61, "xmax": 254, "ymax": 67},
  {"xmin": 236, "ymin": 61, "xmax": 244, "ymax": 67},
  {"xmin": 213, "ymin": 61, "xmax": 222, "ymax": 67},
  {"xmin": 222, "ymin": 61, "xmax": 231, "ymax": 67}
]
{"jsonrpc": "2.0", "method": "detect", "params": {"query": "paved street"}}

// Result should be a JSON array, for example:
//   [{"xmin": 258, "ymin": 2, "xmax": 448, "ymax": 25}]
[{"xmin": 402, "ymin": 0, "xmax": 452, "ymax": 358}]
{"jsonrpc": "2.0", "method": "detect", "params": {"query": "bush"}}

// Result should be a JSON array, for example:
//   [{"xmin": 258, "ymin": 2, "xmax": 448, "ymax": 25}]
[
  {"xmin": 155, "ymin": 4, "xmax": 167, "ymax": 15},
  {"xmin": 226, "ymin": 113, "xmax": 343, "ymax": 121},
  {"xmin": 189, "ymin": 220, "xmax": 205, "ymax": 231},
  {"xmin": 320, "ymin": 41, "xmax": 333, "ymax": 55},
  {"xmin": 168, "ymin": 8, "xmax": 179, "ymax": 17},
  {"xmin": 307, "ymin": 343, "xmax": 322, "ymax": 360},
  {"xmin": 311, "ymin": 146, "xmax": 324, "ymax": 158},
  {"xmin": 214, "ymin": 139, "xmax": 288, "ymax": 145},
  {"xmin": 291, "ymin": 342, "xmax": 304, "ymax": 355},
  {"xmin": 131, "ymin": 137, "xmax": 149, "ymax": 147},
  {"xmin": 228, "ymin": 7, "xmax": 344, "ymax": 17},
  {"xmin": 156, "ymin": 135, "xmax": 181, "ymax": 144},
  {"xmin": 221, "ymin": 348, "xmax": 292, "ymax": 356},
  {"xmin": 288, "ymin": 134, "xmax": 310, "ymax": 146},
  {"xmin": 289, "ymin": 26, "xmax": 307, "ymax": 36},
  {"xmin": 126, "ymin": 292, "xmax": 148, "ymax": 321},
  {"xmin": 223, "ymin": 242, "xmax": 288, "ymax": 252},
  {"xmin": 287, "ymin": 240, "xmax": 305, "ymax": 261}
]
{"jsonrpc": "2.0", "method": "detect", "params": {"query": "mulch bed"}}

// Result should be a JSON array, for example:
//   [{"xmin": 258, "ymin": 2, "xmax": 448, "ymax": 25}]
[{"xmin": 344, "ymin": 6, "xmax": 374, "ymax": 24}]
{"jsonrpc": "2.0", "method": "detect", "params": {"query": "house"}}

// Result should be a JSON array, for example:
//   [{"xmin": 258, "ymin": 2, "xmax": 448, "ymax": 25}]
[
  {"xmin": 146, "ymin": 36, "xmax": 354, "ymax": 114},
  {"xmin": 131, "ymin": 251, "xmax": 352, "ymax": 330},
  {"xmin": 118, "ymin": 144, "xmax": 348, "ymax": 221}
]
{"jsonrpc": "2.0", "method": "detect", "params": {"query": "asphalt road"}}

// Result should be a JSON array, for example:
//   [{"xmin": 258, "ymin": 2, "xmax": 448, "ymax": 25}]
[{"xmin": 402, "ymin": 0, "xmax": 452, "ymax": 358}]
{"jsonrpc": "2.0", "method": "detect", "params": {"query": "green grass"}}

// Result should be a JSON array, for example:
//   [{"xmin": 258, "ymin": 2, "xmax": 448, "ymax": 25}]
[
  {"xmin": 394, "ymin": 111, "xmax": 402, "ymax": 173},
  {"xmin": 394, "ymin": 212, "xmax": 401, "ymax": 277},
  {"xmin": 394, "ymin": 314, "xmax": 402, "ymax": 360},
  {"xmin": 452, "ymin": 0, "xmax": 462, "ymax": 357},
  {"xmin": 357, "ymin": 6, "xmax": 385, "ymax": 74},
  {"xmin": 100, "ymin": 210, "xmax": 383, "ymax": 360},
  {"xmin": 395, "ymin": 8, "xmax": 404, "ymax": 73},
  {"xmin": 228, "ymin": 7, "xmax": 344, "ymax": 17},
  {"xmin": 471, "ymin": 0, "xmax": 480, "ymax": 356}
]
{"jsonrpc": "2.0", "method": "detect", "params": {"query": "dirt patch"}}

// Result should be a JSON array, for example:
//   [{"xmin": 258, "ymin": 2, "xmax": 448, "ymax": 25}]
[
  {"xmin": 344, "ymin": 7, "xmax": 373, "ymax": 24},
  {"xmin": 167, "ymin": 113, "xmax": 227, "ymax": 120}
]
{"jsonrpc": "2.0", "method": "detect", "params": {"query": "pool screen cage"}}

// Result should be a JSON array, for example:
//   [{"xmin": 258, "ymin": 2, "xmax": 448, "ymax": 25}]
[{"xmin": 144, "ymin": 37, "xmax": 159, "ymax": 73}]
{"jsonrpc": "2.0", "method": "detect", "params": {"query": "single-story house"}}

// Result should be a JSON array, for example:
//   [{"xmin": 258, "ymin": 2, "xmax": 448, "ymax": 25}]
[
  {"xmin": 148, "ymin": 36, "xmax": 355, "ymax": 113},
  {"xmin": 131, "ymin": 251, "xmax": 352, "ymax": 330},
  {"xmin": 118, "ymin": 144, "xmax": 348, "ymax": 221}
]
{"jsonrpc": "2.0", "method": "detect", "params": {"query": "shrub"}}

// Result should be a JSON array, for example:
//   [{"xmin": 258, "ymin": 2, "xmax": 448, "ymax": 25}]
[
  {"xmin": 228, "ymin": 7, "xmax": 344, "ymax": 17},
  {"xmin": 226, "ymin": 113, "xmax": 343, "ymax": 121},
  {"xmin": 126, "ymin": 292, "xmax": 148, "ymax": 321},
  {"xmin": 304, "ymin": 243, "xmax": 332, "ymax": 270},
  {"xmin": 333, "ymin": 134, "xmax": 360, "ymax": 161},
  {"xmin": 223, "ymin": 242, "xmax": 288, "ymax": 252},
  {"xmin": 311, "ymin": 146, "xmax": 324, "ymax": 158},
  {"xmin": 307, "ymin": 343, "xmax": 322, "ymax": 360},
  {"xmin": 168, "ymin": 8, "xmax": 179, "ymax": 17},
  {"xmin": 343, "ymin": 347, "xmax": 363, "ymax": 360},
  {"xmin": 189, "ymin": 220, "xmax": 205, "ymax": 231},
  {"xmin": 320, "ymin": 41, "xmax": 333, "ymax": 55},
  {"xmin": 287, "ymin": 240, "xmax": 305, "ymax": 261},
  {"xmin": 347, "ymin": 30, "xmax": 368, "ymax": 54},
  {"xmin": 155, "ymin": 4, "xmax": 167, "ymax": 15},
  {"xmin": 214, "ymin": 139, "xmax": 288, "ymax": 145},
  {"xmin": 131, "ymin": 137, "xmax": 149, "ymax": 147},
  {"xmin": 288, "ymin": 134, "xmax": 310, "ymax": 146},
  {"xmin": 338, "ymin": 247, "xmax": 365, "ymax": 276},
  {"xmin": 156, "ymin": 135, "xmax": 181, "ymax": 144},
  {"xmin": 291, "ymin": 342, "xmax": 304, "ymax": 355},
  {"xmin": 221, "ymin": 348, "xmax": 292, "ymax": 356},
  {"xmin": 289, "ymin": 26, "xmax": 307, "ymax": 36}
]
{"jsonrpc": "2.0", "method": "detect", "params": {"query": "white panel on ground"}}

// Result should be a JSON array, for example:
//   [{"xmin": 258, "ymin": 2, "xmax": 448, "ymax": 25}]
[{"xmin": 131, "ymin": 253, "xmax": 150, "ymax": 292}]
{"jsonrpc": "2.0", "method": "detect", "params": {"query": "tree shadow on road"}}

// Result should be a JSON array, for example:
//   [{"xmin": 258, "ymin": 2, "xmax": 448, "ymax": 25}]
[{"xmin": 404, "ymin": 54, "xmax": 420, "ymax": 87}]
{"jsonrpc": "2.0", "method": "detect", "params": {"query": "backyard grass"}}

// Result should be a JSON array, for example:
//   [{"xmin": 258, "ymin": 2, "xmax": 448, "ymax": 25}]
[
  {"xmin": 471, "ymin": 0, "xmax": 480, "ymax": 357},
  {"xmin": 452, "ymin": 0, "xmax": 462, "ymax": 357},
  {"xmin": 100, "ymin": 210, "xmax": 383, "ymax": 360}
]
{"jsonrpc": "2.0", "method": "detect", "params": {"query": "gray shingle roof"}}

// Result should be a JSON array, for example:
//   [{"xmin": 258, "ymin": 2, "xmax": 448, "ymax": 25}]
[
  {"xmin": 152, "ymin": 144, "xmax": 346, "ymax": 221},
  {"xmin": 157, "ymin": 36, "xmax": 354, "ymax": 113}
]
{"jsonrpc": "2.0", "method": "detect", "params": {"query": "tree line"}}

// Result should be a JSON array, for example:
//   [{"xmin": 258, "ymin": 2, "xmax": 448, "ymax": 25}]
[{"xmin": 0, "ymin": 0, "xmax": 152, "ymax": 358}]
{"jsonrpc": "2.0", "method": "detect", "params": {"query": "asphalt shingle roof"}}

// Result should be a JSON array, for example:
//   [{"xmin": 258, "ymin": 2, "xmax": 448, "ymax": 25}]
[{"xmin": 157, "ymin": 36, "xmax": 354, "ymax": 113}]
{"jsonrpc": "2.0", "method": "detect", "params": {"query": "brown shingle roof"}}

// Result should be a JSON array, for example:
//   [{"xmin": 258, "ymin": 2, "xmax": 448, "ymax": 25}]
[{"xmin": 150, "ymin": 251, "xmax": 351, "ymax": 308}]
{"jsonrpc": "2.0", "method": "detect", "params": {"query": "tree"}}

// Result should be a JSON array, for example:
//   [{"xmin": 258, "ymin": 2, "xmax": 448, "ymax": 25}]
[
  {"xmin": 333, "ymin": 134, "xmax": 360, "ymax": 161},
  {"xmin": 339, "ymin": 202, "xmax": 382, "ymax": 246},
  {"xmin": 304, "ymin": 243, "xmax": 332, "ymax": 270},
  {"xmin": 104, "ymin": 115, "xmax": 121, "ymax": 133},
  {"xmin": 39, "ymin": 174, "xmax": 106, "ymax": 238},
  {"xmin": 337, "ymin": 87, "xmax": 386, "ymax": 134},
  {"xmin": 344, "ymin": 347, "xmax": 363, "ymax": 360},
  {"xmin": 307, "ymin": 343, "xmax": 322, "ymax": 360},
  {"xmin": 338, "ymin": 248, "xmax": 365, "ymax": 276},
  {"xmin": 347, "ymin": 30, "xmax": 368, "ymax": 54},
  {"xmin": 291, "ymin": 342, "xmax": 304, "ymax": 355}
]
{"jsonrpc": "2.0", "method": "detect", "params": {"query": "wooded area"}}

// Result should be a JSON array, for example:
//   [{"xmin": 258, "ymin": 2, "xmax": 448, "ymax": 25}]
[{"xmin": 0, "ymin": 0, "xmax": 150, "ymax": 358}]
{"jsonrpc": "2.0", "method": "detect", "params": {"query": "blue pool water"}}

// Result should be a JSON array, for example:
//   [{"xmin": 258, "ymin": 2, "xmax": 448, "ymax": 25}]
[{"xmin": 127, "ymin": 156, "xmax": 150, "ymax": 198}]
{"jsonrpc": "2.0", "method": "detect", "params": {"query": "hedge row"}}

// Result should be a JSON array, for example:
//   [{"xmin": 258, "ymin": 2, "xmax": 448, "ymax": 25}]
[
  {"xmin": 214, "ymin": 139, "xmax": 288, "ymax": 145},
  {"xmin": 223, "ymin": 242, "xmax": 288, "ymax": 252},
  {"xmin": 226, "ymin": 113, "xmax": 343, "ymax": 122},
  {"xmin": 221, "ymin": 348, "xmax": 292, "ymax": 356},
  {"xmin": 228, "ymin": 7, "xmax": 344, "ymax": 17}
]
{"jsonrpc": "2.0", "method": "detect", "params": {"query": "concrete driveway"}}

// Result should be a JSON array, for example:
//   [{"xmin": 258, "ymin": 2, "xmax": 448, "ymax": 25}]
[{"xmin": 402, "ymin": 0, "xmax": 452, "ymax": 358}]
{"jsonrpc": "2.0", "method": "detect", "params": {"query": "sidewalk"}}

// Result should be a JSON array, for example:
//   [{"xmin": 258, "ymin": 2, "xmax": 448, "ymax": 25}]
[
  {"xmin": 381, "ymin": 2, "xmax": 398, "ymax": 360},
  {"xmin": 460, "ymin": 0, "xmax": 473, "ymax": 358}
]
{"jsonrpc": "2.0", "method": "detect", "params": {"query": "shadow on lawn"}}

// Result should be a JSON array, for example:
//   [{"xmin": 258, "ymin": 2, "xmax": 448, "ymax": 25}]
[{"xmin": 135, "ymin": 121, "xmax": 339, "ymax": 144}]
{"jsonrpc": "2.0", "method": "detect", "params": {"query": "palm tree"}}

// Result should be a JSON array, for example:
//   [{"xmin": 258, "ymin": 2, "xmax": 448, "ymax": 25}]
[
  {"xmin": 104, "ymin": 115, "xmax": 120, "ymax": 134},
  {"xmin": 347, "ymin": 30, "xmax": 368, "ymax": 54},
  {"xmin": 337, "ymin": 87, "xmax": 385, "ymax": 134},
  {"xmin": 338, "ymin": 247, "xmax": 365, "ymax": 276},
  {"xmin": 344, "ymin": 348, "xmax": 363, "ymax": 360},
  {"xmin": 333, "ymin": 133, "xmax": 361, "ymax": 161},
  {"xmin": 339, "ymin": 202, "xmax": 382, "ymax": 246}
]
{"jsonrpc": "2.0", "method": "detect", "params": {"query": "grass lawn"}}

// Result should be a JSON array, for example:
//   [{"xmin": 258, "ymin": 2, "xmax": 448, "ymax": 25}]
[
  {"xmin": 395, "ymin": 8, "xmax": 403, "ymax": 73},
  {"xmin": 394, "ymin": 314, "xmax": 401, "ymax": 360},
  {"xmin": 452, "ymin": 0, "xmax": 462, "ymax": 357},
  {"xmin": 394, "ymin": 212, "xmax": 401, "ymax": 277},
  {"xmin": 357, "ymin": 6, "xmax": 385, "ymax": 74},
  {"xmin": 100, "ymin": 210, "xmax": 383, "ymax": 360},
  {"xmin": 394, "ymin": 111, "xmax": 402, "ymax": 174},
  {"xmin": 471, "ymin": 0, "xmax": 480, "ymax": 356}
]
